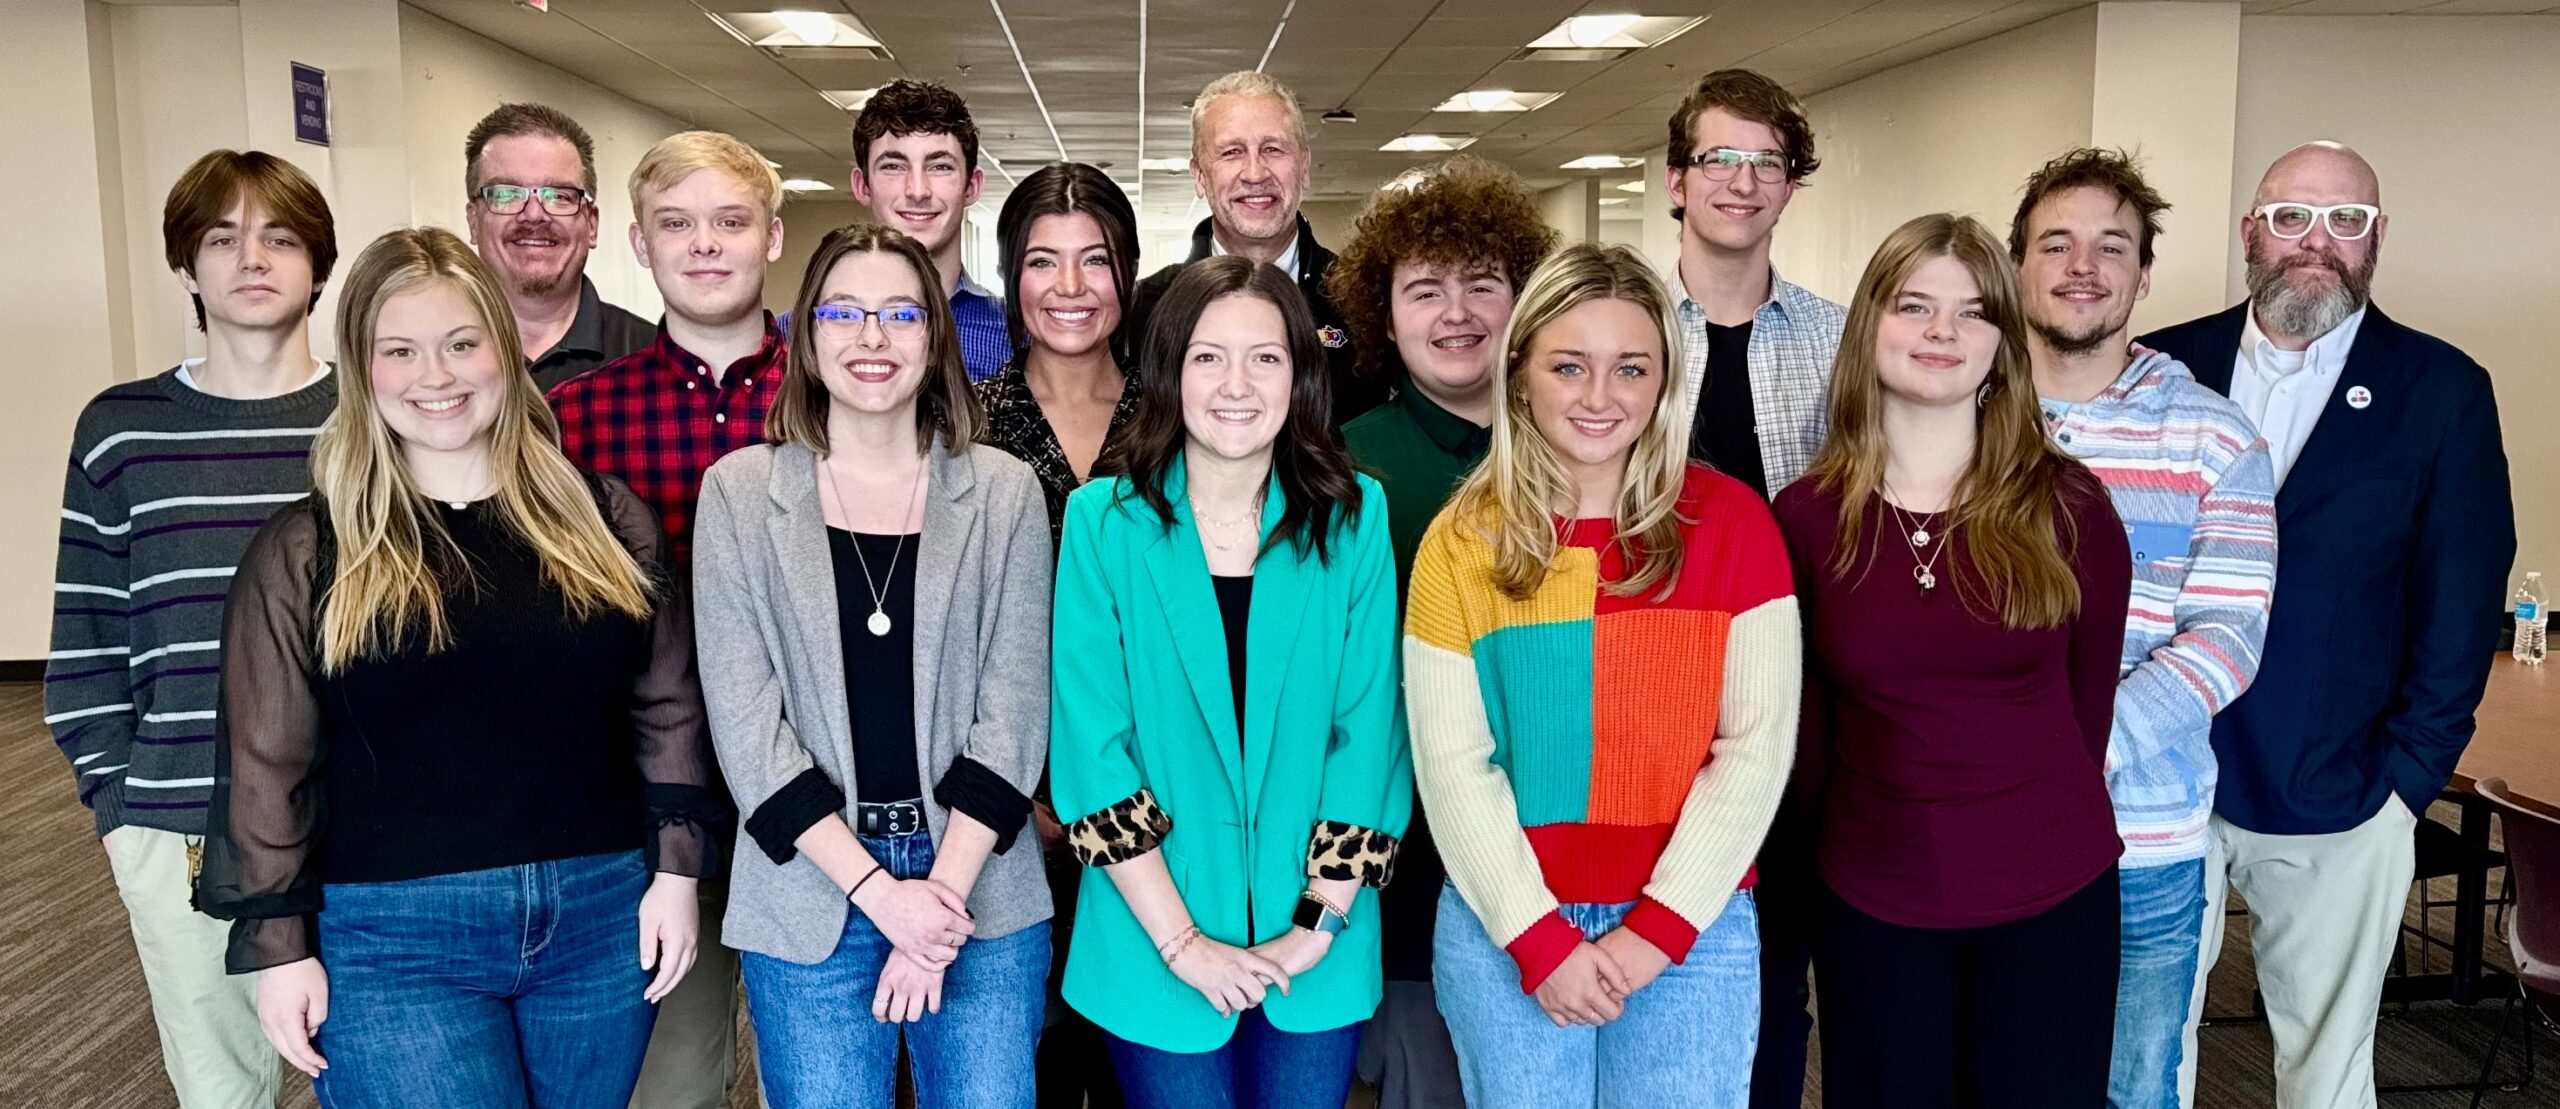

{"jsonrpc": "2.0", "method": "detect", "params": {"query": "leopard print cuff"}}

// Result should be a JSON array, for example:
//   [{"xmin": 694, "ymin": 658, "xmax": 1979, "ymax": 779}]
[
  {"xmin": 1306, "ymin": 821, "xmax": 1400, "ymax": 888},
  {"xmin": 1065, "ymin": 789, "xmax": 1173, "ymax": 868}
]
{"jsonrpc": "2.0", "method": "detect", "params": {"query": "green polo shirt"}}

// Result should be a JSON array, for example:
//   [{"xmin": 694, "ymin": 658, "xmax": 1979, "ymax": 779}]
[{"xmin": 1344, "ymin": 387, "xmax": 1491, "ymax": 598}]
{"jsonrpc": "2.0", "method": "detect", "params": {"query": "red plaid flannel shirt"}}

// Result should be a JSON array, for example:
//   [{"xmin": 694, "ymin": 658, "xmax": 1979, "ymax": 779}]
[{"xmin": 547, "ymin": 317, "xmax": 786, "ymax": 570}]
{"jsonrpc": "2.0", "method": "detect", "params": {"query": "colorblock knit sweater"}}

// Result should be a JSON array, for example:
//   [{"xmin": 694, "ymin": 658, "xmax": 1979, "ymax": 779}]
[{"xmin": 1404, "ymin": 465, "xmax": 1799, "ymax": 992}]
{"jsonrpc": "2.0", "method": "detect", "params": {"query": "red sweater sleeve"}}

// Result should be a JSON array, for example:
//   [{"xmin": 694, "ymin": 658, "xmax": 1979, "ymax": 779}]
[{"xmin": 2063, "ymin": 470, "xmax": 2133, "ymax": 766}]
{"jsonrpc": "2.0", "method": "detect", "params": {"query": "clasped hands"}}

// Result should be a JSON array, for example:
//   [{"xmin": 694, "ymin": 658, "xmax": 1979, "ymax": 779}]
[
  {"xmin": 852, "ymin": 872, "xmax": 974, "ymax": 1023},
  {"xmin": 1533, "ymin": 928, "xmax": 1673, "ymax": 1029},
  {"xmin": 1161, "ymin": 923, "xmax": 1335, "ymax": 1019}
]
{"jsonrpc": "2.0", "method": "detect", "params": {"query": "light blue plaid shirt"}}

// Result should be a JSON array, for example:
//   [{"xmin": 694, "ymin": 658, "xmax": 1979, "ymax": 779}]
[{"xmin": 1675, "ymin": 267, "xmax": 1846, "ymax": 495}]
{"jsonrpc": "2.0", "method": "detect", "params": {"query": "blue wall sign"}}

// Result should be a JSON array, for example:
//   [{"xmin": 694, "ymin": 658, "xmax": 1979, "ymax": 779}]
[{"xmin": 292, "ymin": 63, "xmax": 329, "ymax": 147}]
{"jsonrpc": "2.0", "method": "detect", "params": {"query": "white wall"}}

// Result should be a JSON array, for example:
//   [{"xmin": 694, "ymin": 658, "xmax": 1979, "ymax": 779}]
[
  {"xmin": 2089, "ymin": 2, "xmax": 2239, "ymax": 333},
  {"xmin": 1774, "ymin": 7, "xmax": 2099, "ymax": 304},
  {"xmin": 2231, "ymin": 15, "xmax": 2560, "ymax": 586}
]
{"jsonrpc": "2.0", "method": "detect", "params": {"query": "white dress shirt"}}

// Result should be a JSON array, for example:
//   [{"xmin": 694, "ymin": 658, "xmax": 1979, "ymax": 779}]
[
  {"xmin": 2230, "ymin": 305, "xmax": 2366, "ymax": 488},
  {"xmin": 1211, "ymin": 230, "xmax": 1300, "ymax": 279}
]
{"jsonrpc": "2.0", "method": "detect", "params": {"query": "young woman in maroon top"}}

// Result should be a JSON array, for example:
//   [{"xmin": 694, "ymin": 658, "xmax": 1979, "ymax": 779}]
[{"xmin": 1771, "ymin": 213, "xmax": 2131, "ymax": 1109}]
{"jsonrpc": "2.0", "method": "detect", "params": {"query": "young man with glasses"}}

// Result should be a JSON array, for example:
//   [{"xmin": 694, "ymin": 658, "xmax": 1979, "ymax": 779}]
[
  {"xmin": 1661, "ymin": 66, "xmax": 1844, "ymax": 1109},
  {"xmin": 2009, "ymin": 149, "xmax": 2278, "ymax": 1109},
  {"xmin": 2140, "ymin": 142, "xmax": 2515, "ymax": 1109},
  {"xmin": 49, "ymin": 148, "xmax": 340, "ymax": 1109},
  {"xmin": 849, "ymin": 80, "xmax": 1009, "ymax": 382},
  {"xmin": 547, "ymin": 129, "xmax": 788, "ymax": 1109},
  {"xmin": 464, "ymin": 103, "xmax": 655, "ymax": 390}
]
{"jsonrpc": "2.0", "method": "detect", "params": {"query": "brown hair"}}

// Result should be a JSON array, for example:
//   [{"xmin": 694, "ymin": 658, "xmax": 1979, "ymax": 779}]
[
  {"xmin": 1664, "ymin": 69, "xmax": 1818, "ymax": 221},
  {"xmin": 1325, "ymin": 155, "xmax": 1558, "ymax": 385},
  {"xmin": 853, "ymin": 80, "xmax": 981, "ymax": 174},
  {"xmin": 768, "ymin": 223, "xmax": 983, "ymax": 456},
  {"xmin": 2008, "ymin": 147, "xmax": 2173, "ymax": 268},
  {"xmin": 1803, "ymin": 213, "xmax": 2088, "ymax": 630},
  {"xmin": 464, "ymin": 103, "xmax": 598, "ymax": 195},
  {"xmin": 162, "ymin": 150, "xmax": 338, "ymax": 330}
]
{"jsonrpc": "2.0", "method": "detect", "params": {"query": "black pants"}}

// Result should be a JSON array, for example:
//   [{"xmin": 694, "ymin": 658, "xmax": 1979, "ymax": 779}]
[
  {"xmin": 1749, "ymin": 803, "xmax": 1819, "ymax": 1109},
  {"xmin": 1814, "ymin": 867, "xmax": 2120, "ymax": 1109}
]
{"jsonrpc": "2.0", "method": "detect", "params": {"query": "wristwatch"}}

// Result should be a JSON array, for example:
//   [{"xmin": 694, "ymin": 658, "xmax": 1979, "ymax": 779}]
[{"xmin": 1293, "ymin": 891, "xmax": 1350, "ymax": 936}]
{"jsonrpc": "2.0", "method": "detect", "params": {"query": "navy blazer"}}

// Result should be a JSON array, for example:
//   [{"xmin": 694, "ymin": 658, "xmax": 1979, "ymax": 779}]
[{"xmin": 2138, "ymin": 303, "xmax": 2514, "ymax": 835}]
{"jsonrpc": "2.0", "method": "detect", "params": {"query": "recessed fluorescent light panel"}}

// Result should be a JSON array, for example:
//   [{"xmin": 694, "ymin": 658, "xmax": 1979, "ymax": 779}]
[
  {"xmin": 1381, "ymin": 134, "xmax": 1474, "ymax": 152},
  {"xmin": 821, "ymin": 88, "xmax": 879, "ymax": 112},
  {"xmin": 1516, "ymin": 14, "xmax": 1704, "ymax": 62},
  {"xmin": 1559, "ymin": 154, "xmax": 1645, "ymax": 171},
  {"xmin": 781, "ymin": 178, "xmax": 835, "ymax": 193},
  {"xmin": 1139, "ymin": 157, "xmax": 1190, "ymax": 172},
  {"xmin": 1615, "ymin": 180, "xmax": 1646, "ymax": 193},
  {"xmin": 710, "ymin": 11, "xmax": 894, "ymax": 60},
  {"xmin": 1433, "ymin": 89, "xmax": 1562, "ymax": 113}
]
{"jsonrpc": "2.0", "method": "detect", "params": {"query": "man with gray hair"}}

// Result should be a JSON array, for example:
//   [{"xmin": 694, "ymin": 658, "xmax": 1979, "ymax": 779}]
[
  {"xmin": 1128, "ymin": 71, "xmax": 1379, "ymax": 422},
  {"xmin": 2140, "ymin": 142, "xmax": 2514, "ymax": 1109}
]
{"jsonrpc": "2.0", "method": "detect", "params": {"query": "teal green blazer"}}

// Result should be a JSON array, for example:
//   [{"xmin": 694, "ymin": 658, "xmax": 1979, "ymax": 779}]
[{"xmin": 1050, "ymin": 459, "xmax": 1411, "ymax": 1052}]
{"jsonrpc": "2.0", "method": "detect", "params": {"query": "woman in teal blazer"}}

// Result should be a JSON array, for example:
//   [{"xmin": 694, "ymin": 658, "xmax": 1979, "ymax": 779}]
[{"xmin": 1050, "ymin": 255, "xmax": 1411, "ymax": 1109}]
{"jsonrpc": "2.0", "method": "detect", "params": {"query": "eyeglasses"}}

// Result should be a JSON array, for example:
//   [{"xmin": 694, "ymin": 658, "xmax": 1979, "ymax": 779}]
[
  {"xmin": 1677, "ymin": 147, "xmax": 1790, "ymax": 185},
  {"xmin": 2253, "ymin": 202, "xmax": 2379, "ymax": 241},
  {"xmin": 473, "ymin": 184, "xmax": 593, "ymax": 217},
  {"xmin": 810, "ymin": 303, "xmax": 928, "ymax": 335}
]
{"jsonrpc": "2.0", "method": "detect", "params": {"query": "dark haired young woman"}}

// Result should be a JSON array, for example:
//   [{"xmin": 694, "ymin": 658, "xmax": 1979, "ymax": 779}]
[{"xmin": 1049, "ymin": 256, "xmax": 1410, "ymax": 1109}]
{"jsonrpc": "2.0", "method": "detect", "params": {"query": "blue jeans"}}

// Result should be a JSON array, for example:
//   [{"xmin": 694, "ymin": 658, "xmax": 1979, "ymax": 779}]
[
  {"xmin": 2110, "ymin": 859, "xmax": 2207, "ymax": 1109},
  {"xmin": 311, "ymin": 850, "xmax": 656, "ymax": 1109},
  {"xmin": 1433, "ymin": 882, "xmax": 1760, "ymax": 1109},
  {"xmin": 1105, "ymin": 1007, "xmax": 1363, "ymax": 1109},
  {"xmin": 740, "ymin": 829, "xmax": 1049, "ymax": 1109}
]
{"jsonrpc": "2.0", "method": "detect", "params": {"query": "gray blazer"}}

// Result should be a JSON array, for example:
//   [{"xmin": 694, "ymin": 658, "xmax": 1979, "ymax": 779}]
[{"xmin": 692, "ymin": 437, "xmax": 1054, "ymax": 964}]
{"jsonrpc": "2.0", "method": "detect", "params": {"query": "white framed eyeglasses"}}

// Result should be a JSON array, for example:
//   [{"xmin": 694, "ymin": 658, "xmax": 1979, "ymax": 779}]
[{"xmin": 2253, "ymin": 202, "xmax": 2380, "ymax": 241}]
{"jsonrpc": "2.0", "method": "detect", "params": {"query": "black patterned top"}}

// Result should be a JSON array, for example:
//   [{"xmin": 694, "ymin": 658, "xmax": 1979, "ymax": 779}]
[{"xmin": 974, "ymin": 354, "xmax": 1143, "ymax": 549}]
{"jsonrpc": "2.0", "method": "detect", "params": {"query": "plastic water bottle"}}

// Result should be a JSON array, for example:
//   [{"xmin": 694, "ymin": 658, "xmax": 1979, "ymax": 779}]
[{"xmin": 2515, "ymin": 572, "xmax": 2549, "ymax": 665}]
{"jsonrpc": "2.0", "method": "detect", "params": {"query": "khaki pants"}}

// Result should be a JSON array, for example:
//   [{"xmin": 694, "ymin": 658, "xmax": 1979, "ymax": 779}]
[
  {"xmin": 628, "ymin": 879, "xmax": 741, "ymax": 1109},
  {"xmin": 102, "ymin": 826, "xmax": 280, "ymax": 1109},
  {"xmin": 2181, "ymin": 797, "xmax": 2418, "ymax": 1109}
]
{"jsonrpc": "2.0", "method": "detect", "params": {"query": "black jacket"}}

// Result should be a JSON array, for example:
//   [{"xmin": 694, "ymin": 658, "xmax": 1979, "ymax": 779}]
[{"xmin": 1127, "ymin": 215, "xmax": 1386, "ymax": 426}]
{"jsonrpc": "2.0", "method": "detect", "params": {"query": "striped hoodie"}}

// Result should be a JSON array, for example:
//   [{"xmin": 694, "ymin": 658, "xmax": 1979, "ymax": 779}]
[
  {"xmin": 46, "ymin": 365, "xmax": 335, "ymax": 837},
  {"xmin": 2041, "ymin": 347, "xmax": 2277, "ymax": 866},
  {"xmin": 1404, "ymin": 465, "xmax": 1798, "ymax": 991}
]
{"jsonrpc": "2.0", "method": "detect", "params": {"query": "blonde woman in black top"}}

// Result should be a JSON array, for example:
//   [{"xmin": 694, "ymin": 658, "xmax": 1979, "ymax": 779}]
[{"xmin": 196, "ymin": 227, "xmax": 721, "ymax": 1109}]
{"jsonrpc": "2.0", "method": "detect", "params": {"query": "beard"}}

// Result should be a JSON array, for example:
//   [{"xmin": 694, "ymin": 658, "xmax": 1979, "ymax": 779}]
[
  {"xmin": 2031, "ymin": 304, "xmax": 2129, "ymax": 357},
  {"xmin": 2246, "ymin": 240, "xmax": 2376, "ymax": 340}
]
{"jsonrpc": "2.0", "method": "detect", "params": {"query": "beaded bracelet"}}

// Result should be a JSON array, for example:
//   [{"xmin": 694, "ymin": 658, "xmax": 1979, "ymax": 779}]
[{"xmin": 1157, "ymin": 924, "xmax": 1204, "ymax": 966}]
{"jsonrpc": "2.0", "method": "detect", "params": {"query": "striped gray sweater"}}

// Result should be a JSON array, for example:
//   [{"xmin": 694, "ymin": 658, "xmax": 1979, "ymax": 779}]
[{"xmin": 46, "ymin": 365, "xmax": 335, "ymax": 836}]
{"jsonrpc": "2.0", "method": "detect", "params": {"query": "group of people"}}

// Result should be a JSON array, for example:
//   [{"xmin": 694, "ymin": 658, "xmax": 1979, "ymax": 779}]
[{"xmin": 46, "ymin": 60, "xmax": 2515, "ymax": 1109}]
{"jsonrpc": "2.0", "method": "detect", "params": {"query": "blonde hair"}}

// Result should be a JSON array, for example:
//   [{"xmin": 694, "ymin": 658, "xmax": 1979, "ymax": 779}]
[
  {"xmin": 1804, "ymin": 213, "xmax": 2083, "ymax": 630},
  {"xmin": 628, "ymin": 130, "xmax": 784, "ymax": 219},
  {"xmin": 313, "ymin": 228, "xmax": 654, "ymax": 672},
  {"xmin": 1189, "ymin": 71, "xmax": 1308, "ymax": 159},
  {"xmin": 1448, "ymin": 243, "xmax": 1692, "ymax": 601}
]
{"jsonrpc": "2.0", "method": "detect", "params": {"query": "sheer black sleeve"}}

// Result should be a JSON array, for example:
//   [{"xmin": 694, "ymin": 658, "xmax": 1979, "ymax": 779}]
[
  {"xmin": 194, "ymin": 501, "xmax": 327, "ymax": 974},
  {"xmin": 598, "ymin": 473, "xmax": 729, "ymax": 879}
]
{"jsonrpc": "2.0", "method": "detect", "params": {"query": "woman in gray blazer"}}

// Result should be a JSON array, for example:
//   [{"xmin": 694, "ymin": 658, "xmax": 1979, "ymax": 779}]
[{"xmin": 692, "ymin": 224, "xmax": 1054, "ymax": 1109}]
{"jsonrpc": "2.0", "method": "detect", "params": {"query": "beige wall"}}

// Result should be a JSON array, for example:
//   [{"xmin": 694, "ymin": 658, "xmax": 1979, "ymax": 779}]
[
  {"xmin": 2089, "ymin": 2, "xmax": 2239, "ymax": 333},
  {"xmin": 763, "ymin": 198, "xmax": 874, "ymax": 315},
  {"xmin": 2231, "ymin": 14, "xmax": 2559, "ymax": 587},
  {"xmin": 1773, "ymin": 7, "xmax": 2099, "ymax": 305},
  {"xmin": 1540, "ymin": 180, "xmax": 1597, "ymax": 244}
]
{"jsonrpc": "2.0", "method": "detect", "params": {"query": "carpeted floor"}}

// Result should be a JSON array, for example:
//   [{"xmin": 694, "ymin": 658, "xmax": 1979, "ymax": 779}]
[{"xmin": 2, "ymin": 679, "xmax": 2548, "ymax": 1107}]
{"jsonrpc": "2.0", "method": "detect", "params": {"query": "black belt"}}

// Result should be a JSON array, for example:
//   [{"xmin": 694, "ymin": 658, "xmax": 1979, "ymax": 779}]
[{"xmin": 855, "ymin": 799, "xmax": 926, "ymax": 837}]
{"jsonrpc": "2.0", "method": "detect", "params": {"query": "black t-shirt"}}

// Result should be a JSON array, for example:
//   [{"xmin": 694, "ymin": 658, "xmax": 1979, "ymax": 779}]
[
  {"xmin": 1688, "ymin": 318, "xmax": 1770, "ymax": 498},
  {"xmin": 1212, "ymin": 573, "xmax": 1252, "ymax": 741},
  {"xmin": 830, "ymin": 528, "xmax": 923, "ymax": 804}
]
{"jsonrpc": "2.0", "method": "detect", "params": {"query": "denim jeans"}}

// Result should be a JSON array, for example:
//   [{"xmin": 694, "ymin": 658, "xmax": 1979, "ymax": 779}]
[
  {"xmin": 1433, "ymin": 882, "xmax": 1760, "ymax": 1109},
  {"xmin": 1105, "ymin": 1007, "xmax": 1364, "ymax": 1109},
  {"xmin": 740, "ymin": 829, "xmax": 1049, "ymax": 1109},
  {"xmin": 2111, "ymin": 859, "xmax": 2207, "ymax": 1109},
  {"xmin": 311, "ymin": 849, "xmax": 656, "ymax": 1109}
]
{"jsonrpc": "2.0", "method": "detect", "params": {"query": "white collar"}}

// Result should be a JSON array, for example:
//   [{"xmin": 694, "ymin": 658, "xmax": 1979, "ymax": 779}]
[
  {"xmin": 2241, "ymin": 303, "xmax": 2367, "ymax": 380},
  {"xmin": 1211, "ymin": 231, "xmax": 1299, "ymax": 278},
  {"xmin": 174, "ymin": 357, "xmax": 332, "ymax": 393}
]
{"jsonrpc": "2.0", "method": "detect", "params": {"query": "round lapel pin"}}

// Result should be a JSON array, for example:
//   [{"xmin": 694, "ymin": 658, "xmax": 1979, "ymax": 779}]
[{"xmin": 2346, "ymin": 385, "xmax": 2373, "ymax": 410}]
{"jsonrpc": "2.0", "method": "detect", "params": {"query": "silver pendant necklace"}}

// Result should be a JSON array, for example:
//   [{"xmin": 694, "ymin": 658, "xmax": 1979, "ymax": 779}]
[
  {"xmin": 820, "ymin": 455, "xmax": 925, "ymax": 637},
  {"xmin": 1881, "ymin": 481, "xmax": 1949, "ymax": 593}
]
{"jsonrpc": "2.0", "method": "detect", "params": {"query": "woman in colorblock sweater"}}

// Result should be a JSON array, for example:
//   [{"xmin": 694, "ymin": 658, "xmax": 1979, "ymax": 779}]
[
  {"xmin": 1403, "ymin": 242, "xmax": 1800, "ymax": 1108},
  {"xmin": 1050, "ymin": 255, "xmax": 1411, "ymax": 1109},
  {"xmin": 1775, "ymin": 214, "xmax": 2130, "ymax": 1108}
]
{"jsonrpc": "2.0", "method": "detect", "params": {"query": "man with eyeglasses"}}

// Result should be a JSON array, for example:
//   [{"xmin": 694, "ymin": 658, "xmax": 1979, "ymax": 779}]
[
  {"xmin": 2140, "ymin": 142, "xmax": 2515, "ymax": 1109},
  {"xmin": 1660, "ymin": 66, "xmax": 1843, "ymax": 1109},
  {"xmin": 465, "ymin": 103, "xmax": 655, "ymax": 390}
]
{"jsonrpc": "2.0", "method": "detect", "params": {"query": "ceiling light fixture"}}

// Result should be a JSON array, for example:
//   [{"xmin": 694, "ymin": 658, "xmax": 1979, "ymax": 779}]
[
  {"xmin": 1434, "ymin": 90, "xmax": 1561, "ymax": 114},
  {"xmin": 781, "ymin": 178, "xmax": 835, "ymax": 192},
  {"xmin": 709, "ymin": 11, "xmax": 894, "ymax": 59},
  {"xmin": 1515, "ymin": 13, "xmax": 1703, "ymax": 62},
  {"xmin": 820, "ymin": 88, "xmax": 879, "ymax": 112},
  {"xmin": 1615, "ymin": 180, "xmax": 1646, "ymax": 193},
  {"xmin": 1139, "ymin": 157, "xmax": 1189, "ymax": 172},
  {"xmin": 1560, "ymin": 154, "xmax": 1644, "ymax": 171},
  {"xmin": 1380, "ymin": 134, "xmax": 1474, "ymax": 152}
]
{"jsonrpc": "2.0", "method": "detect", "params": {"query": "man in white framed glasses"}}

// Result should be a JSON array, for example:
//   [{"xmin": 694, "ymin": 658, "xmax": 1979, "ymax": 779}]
[{"xmin": 2141, "ymin": 142, "xmax": 2515, "ymax": 1109}]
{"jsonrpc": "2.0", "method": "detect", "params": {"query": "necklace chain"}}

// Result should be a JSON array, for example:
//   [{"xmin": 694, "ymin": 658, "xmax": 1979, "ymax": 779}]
[
  {"xmin": 819, "ymin": 455, "xmax": 925, "ymax": 636},
  {"xmin": 1190, "ymin": 490, "xmax": 1266, "ymax": 555},
  {"xmin": 1881, "ymin": 480, "xmax": 1950, "ymax": 593}
]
